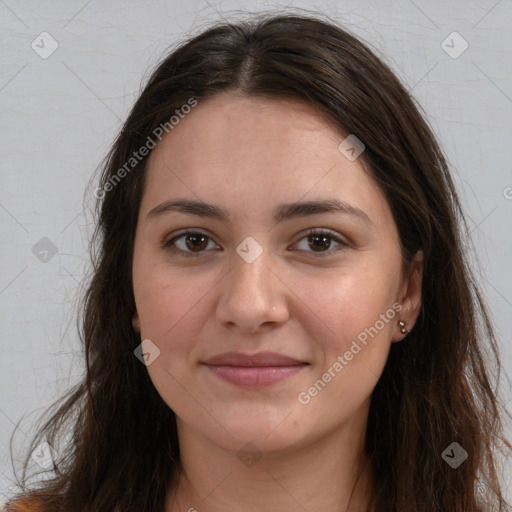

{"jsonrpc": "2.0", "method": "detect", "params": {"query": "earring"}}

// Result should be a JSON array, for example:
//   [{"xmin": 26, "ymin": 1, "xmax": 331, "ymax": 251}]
[{"xmin": 398, "ymin": 320, "xmax": 407, "ymax": 334}]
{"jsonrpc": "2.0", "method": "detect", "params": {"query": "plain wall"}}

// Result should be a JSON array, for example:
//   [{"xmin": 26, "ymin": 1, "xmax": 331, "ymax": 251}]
[{"xmin": 1, "ymin": 0, "xmax": 511, "ymax": 504}]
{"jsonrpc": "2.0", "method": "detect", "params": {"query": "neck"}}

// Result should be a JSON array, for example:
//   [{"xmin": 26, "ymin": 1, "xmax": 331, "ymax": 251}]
[{"xmin": 165, "ymin": 408, "xmax": 374, "ymax": 512}]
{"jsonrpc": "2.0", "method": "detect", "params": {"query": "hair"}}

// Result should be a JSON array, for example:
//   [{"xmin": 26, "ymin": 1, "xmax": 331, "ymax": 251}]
[{"xmin": 6, "ymin": 11, "xmax": 511, "ymax": 512}]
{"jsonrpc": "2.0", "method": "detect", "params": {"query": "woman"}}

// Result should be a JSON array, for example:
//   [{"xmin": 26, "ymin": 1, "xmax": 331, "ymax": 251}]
[{"xmin": 5, "ymin": 12, "xmax": 511, "ymax": 512}]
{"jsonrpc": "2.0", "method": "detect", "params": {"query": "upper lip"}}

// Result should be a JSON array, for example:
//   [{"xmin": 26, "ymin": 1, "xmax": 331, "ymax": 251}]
[{"xmin": 202, "ymin": 351, "xmax": 306, "ymax": 367}]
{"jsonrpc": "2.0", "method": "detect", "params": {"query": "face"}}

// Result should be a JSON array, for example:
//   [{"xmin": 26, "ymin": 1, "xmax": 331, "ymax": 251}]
[{"xmin": 132, "ymin": 93, "xmax": 422, "ymax": 455}]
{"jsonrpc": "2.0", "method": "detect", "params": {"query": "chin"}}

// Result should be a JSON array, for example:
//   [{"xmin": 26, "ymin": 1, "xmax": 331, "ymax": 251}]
[
  {"xmin": 218, "ymin": 411, "xmax": 312, "ymax": 453},
  {"xmin": 224, "ymin": 428, "xmax": 306, "ymax": 458}
]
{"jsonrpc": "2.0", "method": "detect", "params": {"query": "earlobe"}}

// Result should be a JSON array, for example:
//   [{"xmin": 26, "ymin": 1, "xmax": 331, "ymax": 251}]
[
  {"xmin": 132, "ymin": 311, "xmax": 141, "ymax": 333},
  {"xmin": 393, "ymin": 250, "xmax": 424, "ymax": 342}
]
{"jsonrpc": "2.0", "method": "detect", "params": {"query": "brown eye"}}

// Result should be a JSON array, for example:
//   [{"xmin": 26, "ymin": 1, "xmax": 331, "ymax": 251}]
[
  {"xmin": 184, "ymin": 233, "xmax": 208, "ymax": 251},
  {"xmin": 308, "ymin": 233, "xmax": 332, "ymax": 252},
  {"xmin": 162, "ymin": 231, "xmax": 219, "ymax": 257},
  {"xmin": 293, "ymin": 229, "xmax": 348, "ymax": 257}
]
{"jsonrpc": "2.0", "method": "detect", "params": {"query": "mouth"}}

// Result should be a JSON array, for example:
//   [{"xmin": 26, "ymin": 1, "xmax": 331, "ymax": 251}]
[{"xmin": 202, "ymin": 351, "xmax": 309, "ymax": 387}]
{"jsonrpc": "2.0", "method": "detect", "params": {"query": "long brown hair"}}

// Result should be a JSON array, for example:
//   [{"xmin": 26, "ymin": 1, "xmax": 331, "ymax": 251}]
[{"xmin": 6, "ymin": 12, "xmax": 511, "ymax": 512}]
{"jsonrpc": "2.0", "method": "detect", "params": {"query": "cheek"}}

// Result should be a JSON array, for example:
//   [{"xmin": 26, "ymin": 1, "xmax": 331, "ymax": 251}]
[
  {"xmin": 294, "ymin": 274, "xmax": 398, "ymax": 419},
  {"xmin": 133, "ymin": 259, "xmax": 215, "ymax": 338},
  {"xmin": 300, "ymin": 265, "xmax": 399, "ymax": 341},
  {"xmin": 292, "ymin": 262, "xmax": 401, "ymax": 397},
  {"xmin": 133, "ymin": 268, "xmax": 213, "ymax": 412}
]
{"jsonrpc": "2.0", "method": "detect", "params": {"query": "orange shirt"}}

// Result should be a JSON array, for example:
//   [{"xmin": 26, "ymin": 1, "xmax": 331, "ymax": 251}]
[{"xmin": 2, "ymin": 497, "xmax": 45, "ymax": 512}]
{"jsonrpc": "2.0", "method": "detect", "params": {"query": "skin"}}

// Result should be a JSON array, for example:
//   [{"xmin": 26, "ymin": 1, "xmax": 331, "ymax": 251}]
[{"xmin": 131, "ymin": 92, "xmax": 423, "ymax": 512}]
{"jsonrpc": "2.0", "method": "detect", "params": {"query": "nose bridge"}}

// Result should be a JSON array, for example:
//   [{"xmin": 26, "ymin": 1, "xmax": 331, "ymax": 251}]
[
  {"xmin": 216, "ymin": 242, "xmax": 288, "ymax": 332},
  {"xmin": 229, "ymin": 246, "xmax": 273, "ymax": 306}
]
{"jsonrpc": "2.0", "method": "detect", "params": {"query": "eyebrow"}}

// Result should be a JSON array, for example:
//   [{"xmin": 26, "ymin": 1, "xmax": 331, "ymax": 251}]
[{"xmin": 146, "ymin": 198, "xmax": 373, "ymax": 226}]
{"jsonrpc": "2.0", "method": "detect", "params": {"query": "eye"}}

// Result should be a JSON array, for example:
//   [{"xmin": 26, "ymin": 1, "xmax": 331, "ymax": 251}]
[
  {"xmin": 162, "ymin": 230, "xmax": 220, "ymax": 257},
  {"xmin": 162, "ymin": 228, "xmax": 349, "ymax": 258},
  {"xmin": 292, "ymin": 228, "xmax": 348, "ymax": 257}
]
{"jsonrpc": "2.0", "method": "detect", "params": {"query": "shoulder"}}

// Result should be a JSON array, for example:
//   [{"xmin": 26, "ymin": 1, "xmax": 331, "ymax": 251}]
[{"xmin": 2, "ymin": 497, "xmax": 46, "ymax": 512}]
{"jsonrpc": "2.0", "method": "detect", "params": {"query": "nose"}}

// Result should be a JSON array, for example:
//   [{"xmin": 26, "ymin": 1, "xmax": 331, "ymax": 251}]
[{"xmin": 215, "ymin": 249, "xmax": 289, "ymax": 334}]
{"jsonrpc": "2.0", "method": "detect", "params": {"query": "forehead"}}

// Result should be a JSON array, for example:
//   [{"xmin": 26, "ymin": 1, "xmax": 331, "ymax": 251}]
[{"xmin": 140, "ymin": 93, "xmax": 391, "ymax": 226}]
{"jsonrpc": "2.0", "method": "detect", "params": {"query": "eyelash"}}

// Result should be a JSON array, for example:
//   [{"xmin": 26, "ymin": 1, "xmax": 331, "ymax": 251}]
[{"xmin": 161, "ymin": 228, "xmax": 349, "ymax": 258}]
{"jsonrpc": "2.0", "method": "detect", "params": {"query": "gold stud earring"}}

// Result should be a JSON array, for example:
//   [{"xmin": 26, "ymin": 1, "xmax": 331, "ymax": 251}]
[{"xmin": 398, "ymin": 320, "xmax": 407, "ymax": 334}]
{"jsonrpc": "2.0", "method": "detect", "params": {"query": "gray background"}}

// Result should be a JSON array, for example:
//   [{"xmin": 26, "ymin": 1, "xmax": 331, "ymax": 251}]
[{"xmin": 1, "ymin": 0, "xmax": 511, "ymax": 504}]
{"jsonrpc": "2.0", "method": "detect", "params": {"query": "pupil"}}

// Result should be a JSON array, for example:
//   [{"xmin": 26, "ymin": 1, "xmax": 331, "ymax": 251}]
[
  {"xmin": 309, "ymin": 235, "xmax": 330, "ymax": 251},
  {"xmin": 187, "ymin": 234, "xmax": 207, "ymax": 251}
]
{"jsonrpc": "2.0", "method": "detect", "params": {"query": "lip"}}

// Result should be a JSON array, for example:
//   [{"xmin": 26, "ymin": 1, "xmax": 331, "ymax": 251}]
[
  {"xmin": 203, "ymin": 351, "xmax": 305, "ymax": 367},
  {"xmin": 202, "ymin": 351, "xmax": 309, "ymax": 387}
]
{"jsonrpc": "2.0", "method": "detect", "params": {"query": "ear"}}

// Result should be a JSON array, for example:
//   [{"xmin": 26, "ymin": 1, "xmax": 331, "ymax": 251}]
[
  {"xmin": 132, "ymin": 310, "xmax": 141, "ymax": 333},
  {"xmin": 392, "ymin": 250, "xmax": 423, "ymax": 342}
]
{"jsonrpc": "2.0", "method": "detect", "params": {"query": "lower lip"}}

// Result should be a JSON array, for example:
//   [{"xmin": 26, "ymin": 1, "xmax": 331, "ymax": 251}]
[{"xmin": 204, "ymin": 364, "xmax": 307, "ymax": 387}]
